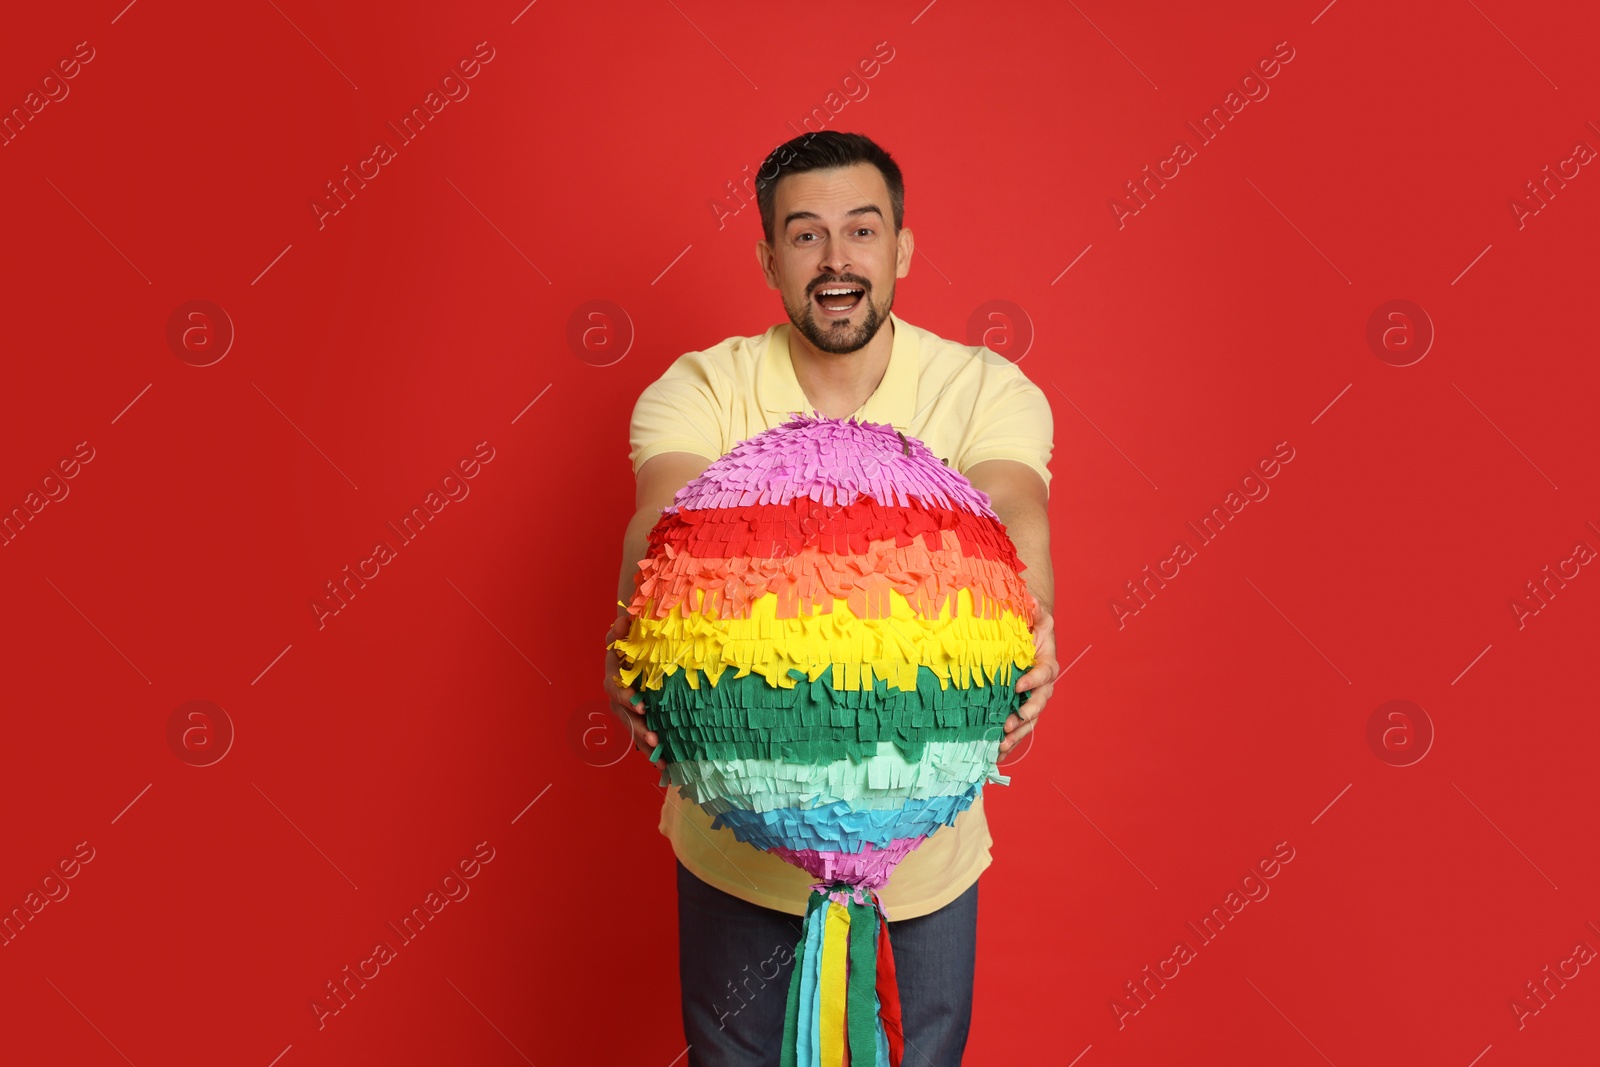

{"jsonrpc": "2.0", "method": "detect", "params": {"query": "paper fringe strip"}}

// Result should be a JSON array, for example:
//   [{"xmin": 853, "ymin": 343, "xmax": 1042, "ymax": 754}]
[
  {"xmin": 614, "ymin": 583, "xmax": 1035, "ymax": 695},
  {"xmin": 644, "ymin": 664, "xmax": 1025, "ymax": 767},
  {"xmin": 667, "ymin": 411, "xmax": 999, "ymax": 521},
  {"xmin": 662, "ymin": 736, "xmax": 1012, "ymax": 815},
  {"xmin": 633, "ymin": 495, "xmax": 1034, "ymax": 624}
]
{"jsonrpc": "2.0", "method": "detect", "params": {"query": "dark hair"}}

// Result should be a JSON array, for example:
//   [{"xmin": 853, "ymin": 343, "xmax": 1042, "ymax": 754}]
[{"xmin": 754, "ymin": 131, "xmax": 905, "ymax": 245}]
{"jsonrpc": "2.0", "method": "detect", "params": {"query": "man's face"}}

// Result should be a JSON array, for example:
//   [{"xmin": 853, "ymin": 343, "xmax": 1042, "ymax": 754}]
[{"xmin": 757, "ymin": 162, "xmax": 913, "ymax": 355}]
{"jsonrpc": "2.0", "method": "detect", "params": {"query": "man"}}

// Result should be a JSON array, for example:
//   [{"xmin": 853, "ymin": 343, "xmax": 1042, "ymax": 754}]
[{"xmin": 603, "ymin": 130, "xmax": 1059, "ymax": 1065}]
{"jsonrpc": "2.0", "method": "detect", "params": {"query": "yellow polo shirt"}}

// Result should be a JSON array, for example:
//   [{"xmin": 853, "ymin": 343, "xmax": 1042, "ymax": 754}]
[{"xmin": 627, "ymin": 310, "xmax": 1053, "ymax": 919}]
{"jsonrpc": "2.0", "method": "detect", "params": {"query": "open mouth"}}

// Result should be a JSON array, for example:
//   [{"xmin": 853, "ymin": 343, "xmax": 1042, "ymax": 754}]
[{"xmin": 813, "ymin": 284, "xmax": 866, "ymax": 315}]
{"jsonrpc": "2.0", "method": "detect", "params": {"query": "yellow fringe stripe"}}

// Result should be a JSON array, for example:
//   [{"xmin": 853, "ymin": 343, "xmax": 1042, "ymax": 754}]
[{"xmin": 614, "ymin": 584, "xmax": 1036, "ymax": 694}]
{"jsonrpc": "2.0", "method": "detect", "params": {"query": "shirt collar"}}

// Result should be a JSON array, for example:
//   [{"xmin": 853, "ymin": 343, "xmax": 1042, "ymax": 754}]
[{"xmin": 759, "ymin": 310, "xmax": 918, "ymax": 430}]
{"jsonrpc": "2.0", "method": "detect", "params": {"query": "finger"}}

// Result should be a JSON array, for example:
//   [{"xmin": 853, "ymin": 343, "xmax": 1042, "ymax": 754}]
[
  {"xmin": 620, "ymin": 706, "xmax": 658, "ymax": 750},
  {"xmin": 624, "ymin": 716, "xmax": 649, "ymax": 751},
  {"xmin": 1012, "ymin": 691, "xmax": 1048, "ymax": 726},
  {"xmin": 605, "ymin": 662, "xmax": 634, "ymax": 693},
  {"xmin": 628, "ymin": 722, "xmax": 657, "ymax": 752},
  {"xmin": 1021, "ymin": 656, "xmax": 1058, "ymax": 690},
  {"xmin": 1005, "ymin": 713, "xmax": 1040, "ymax": 744},
  {"xmin": 611, "ymin": 705, "xmax": 657, "ymax": 751},
  {"xmin": 617, "ymin": 710, "xmax": 656, "ymax": 751},
  {"xmin": 1001, "ymin": 724, "xmax": 1034, "ymax": 754},
  {"xmin": 604, "ymin": 670, "xmax": 634, "ymax": 700}
]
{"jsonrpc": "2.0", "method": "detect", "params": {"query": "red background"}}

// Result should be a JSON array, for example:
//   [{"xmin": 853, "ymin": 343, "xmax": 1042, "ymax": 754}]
[{"xmin": 3, "ymin": 1, "xmax": 1597, "ymax": 1063}]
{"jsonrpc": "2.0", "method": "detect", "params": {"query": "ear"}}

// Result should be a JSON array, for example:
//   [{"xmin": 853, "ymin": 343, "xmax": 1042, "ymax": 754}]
[
  {"xmin": 755, "ymin": 239, "xmax": 779, "ymax": 289},
  {"xmin": 895, "ymin": 225, "xmax": 914, "ymax": 280}
]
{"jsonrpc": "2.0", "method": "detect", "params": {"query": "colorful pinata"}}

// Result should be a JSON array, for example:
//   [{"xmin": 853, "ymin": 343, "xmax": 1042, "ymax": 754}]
[{"xmin": 612, "ymin": 412, "xmax": 1038, "ymax": 1066}]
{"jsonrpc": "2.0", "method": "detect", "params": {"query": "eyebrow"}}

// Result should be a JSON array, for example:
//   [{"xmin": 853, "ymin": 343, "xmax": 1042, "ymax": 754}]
[{"xmin": 783, "ymin": 205, "xmax": 885, "ymax": 230}]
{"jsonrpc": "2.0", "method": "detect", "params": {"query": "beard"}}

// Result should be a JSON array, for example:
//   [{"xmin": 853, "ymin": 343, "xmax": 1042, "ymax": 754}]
[{"xmin": 784, "ymin": 278, "xmax": 894, "ymax": 355}]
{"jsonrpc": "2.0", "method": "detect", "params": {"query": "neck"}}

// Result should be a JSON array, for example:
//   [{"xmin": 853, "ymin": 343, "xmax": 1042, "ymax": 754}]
[{"xmin": 788, "ymin": 316, "xmax": 895, "ymax": 418}]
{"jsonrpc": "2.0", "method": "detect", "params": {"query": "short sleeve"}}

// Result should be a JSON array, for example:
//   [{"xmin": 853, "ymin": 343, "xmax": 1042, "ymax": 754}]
[
  {"xmin": 629, "ymin": 352, "xmax": 726, "ymax": 474},
  {"xmin": 957, "ymin": 372, "xmax": 1054, "ymax": 493}
]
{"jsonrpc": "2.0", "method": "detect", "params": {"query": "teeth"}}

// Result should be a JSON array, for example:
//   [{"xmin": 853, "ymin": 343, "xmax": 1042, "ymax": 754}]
[{"xmin": 818, "ymin": 288, "xmax": 862, "ymax": 297}]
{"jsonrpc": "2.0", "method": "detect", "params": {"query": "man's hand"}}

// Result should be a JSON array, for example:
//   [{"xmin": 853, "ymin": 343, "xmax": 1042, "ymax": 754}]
[
  {"xmin": 603, "ymin": 609, "xmax": 661, "ymax": 767},
  {"xmin": 607, "ymin": 451, "xmax": 716, "ymax": 771},
  {"xmin": 1001, "ymin": 599, "xmax": 1059, "ymax": 755},
  {"xmin": 964, "ymin": 458, "xmax": 1056, "ymax": 759}
]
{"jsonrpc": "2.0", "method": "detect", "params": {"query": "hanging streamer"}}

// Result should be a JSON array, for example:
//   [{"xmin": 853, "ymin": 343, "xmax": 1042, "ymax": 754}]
[
  {"xmin": 819, "ymin": 902, "xmax": 850, "ymax": 1066},
  {"xmin": 782, "ymin": 891, "xmax": 826, "ymax": 1067},
  {"xmin": 875, "ymin": 900, "xmax": 904, "ymax": 1067},
  {"xmin": 846, "ymin": 896, "xmax": 879, "ymax": 1065}
]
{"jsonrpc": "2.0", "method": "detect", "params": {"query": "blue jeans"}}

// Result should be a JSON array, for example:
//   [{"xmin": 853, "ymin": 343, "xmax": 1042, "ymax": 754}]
[{"xmin": 676, "ymin": 858, "xmax": 978, "ymax": 1066}]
